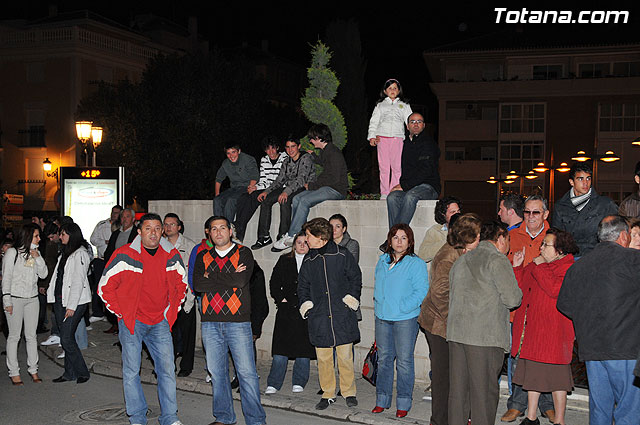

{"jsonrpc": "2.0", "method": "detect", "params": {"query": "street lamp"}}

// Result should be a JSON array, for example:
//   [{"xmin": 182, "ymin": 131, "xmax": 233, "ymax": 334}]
[
  {"xmin": 91, "ymin": 127, "xmax": 102, "ymax": 167},
  {"xmin": 75, "ymin": 121, "xmax": 103, "ymax": 167},
  {"xmin": 76, "ymin": 121, "xmax": 92, "ymax": 166},
  {"xmin": 42, "ymin": 158, "xmax": 58, "ymax": 181}
]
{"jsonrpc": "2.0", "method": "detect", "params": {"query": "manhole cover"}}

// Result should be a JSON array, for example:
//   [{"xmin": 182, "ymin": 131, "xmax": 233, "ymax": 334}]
[{"xmin": 62, "ymin": 404, "xmax": 159, "ymax": 424}]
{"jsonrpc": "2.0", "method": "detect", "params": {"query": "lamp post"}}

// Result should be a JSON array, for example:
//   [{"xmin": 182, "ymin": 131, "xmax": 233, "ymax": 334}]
[
  {"xmin": 532, "ymin": 161, "xmax": 571, "ymax": 210},
  {"xmin": 75, "ymin": 121, "xmax": 103, "ymax": 167},
  {"xmin": 42, "ymin": 158, "xmax": 58, "ymax": 181},
  {"xmin": 570, "ymin": 149, "xmax": 620, "ymax": 188},
  {"xmin": 90, "ymin": 127, "xmax": 102, "ymax": 167}
]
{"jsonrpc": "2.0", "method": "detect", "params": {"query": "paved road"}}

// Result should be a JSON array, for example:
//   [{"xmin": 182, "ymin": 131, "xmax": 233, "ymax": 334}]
[{"xmin": 0, "ymin": 351, "xmax": 347, "ymax": 425}]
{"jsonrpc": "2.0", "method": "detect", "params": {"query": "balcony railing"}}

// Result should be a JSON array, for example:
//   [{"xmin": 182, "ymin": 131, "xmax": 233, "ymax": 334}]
[
  {"xmin": 0, "ymin": 27, "xmax": 165, "ymax": 61},
  {"xmin": 17, "ymin": 127, "xmax": 46, "ymax": 147}
]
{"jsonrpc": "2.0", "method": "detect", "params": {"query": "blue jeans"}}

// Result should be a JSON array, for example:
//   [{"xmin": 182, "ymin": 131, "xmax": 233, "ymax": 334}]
[
  {"xmin": 386, "ymin": 184, "xmax": 438, "ymax": 228},
  {"xmin": 266, "ymin": 355, "xmax": 310, "ymax": 390},
  {"xmin": 118, "ymin": 319, "xmax": 179, "ymax": 425},
  {"xmin": 507, "ymin": 353, "xmax": 554, "ymax": 412},
  {"xmin": 54, "ymin": 301, "xmax": 89, "ymax": 380},
  {"xmin": 375, "ymin": 316, "xmax": 419, "ymax": 411},
  {"xmin": 214, "ymin": 187, "xmax": 246, "ymax": 221},
  {"xmin": 586, "ymin": 360, "xmax": 640, "ymax": 425},
  {"xmin": 288, "ymin": 186, "xmax": 344, "ymax": 236},
  {"xmin": 201, "ymin": 321, "xmax": 266, "ymax": 425}
]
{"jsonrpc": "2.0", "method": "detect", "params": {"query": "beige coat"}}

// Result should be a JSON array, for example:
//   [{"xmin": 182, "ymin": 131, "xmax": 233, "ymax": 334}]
[
  {"xmin": 446, "ymin": 241, "xmax": 522, "ymax": 352},
  {"xmin": 418, "ymin": 224, "xmax": 447, "ymax": 263}
]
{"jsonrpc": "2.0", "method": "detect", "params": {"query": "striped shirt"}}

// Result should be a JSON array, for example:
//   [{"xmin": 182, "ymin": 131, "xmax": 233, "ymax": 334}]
[{"xmin": 256, "ymin": 152, "xmax": 288, "ymax": 190}]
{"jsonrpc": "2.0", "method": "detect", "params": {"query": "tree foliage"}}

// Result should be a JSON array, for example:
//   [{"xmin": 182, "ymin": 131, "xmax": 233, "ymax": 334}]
[
  {"xmin": 76, "ymin": 51, "xmax": 303, "ymax": 206},
  {"xmin": 325, "ymin": 19, "xmax": 370, "ymax": 192},
  {"xmin": 300, "ymin": 42, "xmax": 347, "ymax": 152}
]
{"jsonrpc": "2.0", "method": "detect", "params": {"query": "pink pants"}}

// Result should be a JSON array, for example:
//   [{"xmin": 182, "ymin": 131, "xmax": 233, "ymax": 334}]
[{"xmin": 377, "ymin": 136, "xmax": 404, "ymax": 195}]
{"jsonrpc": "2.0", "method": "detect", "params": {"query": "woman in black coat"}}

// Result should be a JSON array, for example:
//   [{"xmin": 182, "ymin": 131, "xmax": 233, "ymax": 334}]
[{"xmin": 264, "ymin": 234, "xmax": 316, "ymax": 395}]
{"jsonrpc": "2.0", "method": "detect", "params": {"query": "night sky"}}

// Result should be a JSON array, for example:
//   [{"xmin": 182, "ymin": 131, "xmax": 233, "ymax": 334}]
[{"xmin": 3, "ymin": 1, "xmax": 639, "ymax": 108}]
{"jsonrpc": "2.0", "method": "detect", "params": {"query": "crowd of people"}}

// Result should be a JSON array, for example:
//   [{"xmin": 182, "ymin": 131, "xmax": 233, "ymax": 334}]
[{"xmin": 2, "ymin": 81, "xmax": 640, "ymax": 425}]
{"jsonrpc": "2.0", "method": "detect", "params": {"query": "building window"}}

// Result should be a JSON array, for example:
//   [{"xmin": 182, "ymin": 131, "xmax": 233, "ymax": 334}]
[
  {"xmin": 445, "ymin": 147, "xmax": 465, "ymax": 161},
  {"xmin": 599, "ymin": 102, "xmax": 640, "ymax": 132},
  {"xmin": 17, "ymin": 126, "xmax": 46, "ymax": 147},
  {"xmin": 498, "ymin": 140, "xmax": 544, "ymax": 174},
  {"xmin": 612, "ymin": 62, "xmax": 640, "ymax": 77},
  {"xmin": 578, "ymin": 63, "xmax": 610, "ymax": 78},
  {"xmin": 445, "ymin": 141, "xmax": 497, "ymax": 161},
  {"xmin": 532, "ymin": 65, "xmax": 563, "ymax": 80},
  {"xmin": 446, "ymin": 101, "xmax": 499, "ymax": 121},
  {"xmin": 500, "ymin": 103, "xmax": 545, "ymax": 133}
]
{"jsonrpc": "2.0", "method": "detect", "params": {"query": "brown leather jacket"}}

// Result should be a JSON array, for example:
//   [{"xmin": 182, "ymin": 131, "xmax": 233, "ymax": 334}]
[{"xmin": 418, "ymin": 243, "xmax": 464, "ymax": 338}]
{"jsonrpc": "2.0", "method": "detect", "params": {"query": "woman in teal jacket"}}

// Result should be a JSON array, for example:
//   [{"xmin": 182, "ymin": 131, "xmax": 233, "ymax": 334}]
[{"xmin": 372, "ymin": 223, "xmax": 429, "ymax": 418}]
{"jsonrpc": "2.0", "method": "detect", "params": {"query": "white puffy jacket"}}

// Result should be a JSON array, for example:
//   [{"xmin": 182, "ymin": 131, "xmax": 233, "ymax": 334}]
[
  {"xmin": 47, "ymin": 246, "xmax": 92, "ymax": 311},
  {"xmin": 367, "ymin": 97, "xmax": 413, "ymax": 140}
]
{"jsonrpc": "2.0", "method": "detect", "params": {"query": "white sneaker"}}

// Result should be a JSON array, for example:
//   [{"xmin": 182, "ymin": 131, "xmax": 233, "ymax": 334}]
[
  {"xmin": 86, "ymin": 326, "xmax": 93, "ymax": 331},
  {"xmin": 265, "ymin": 386, "xmax": 277, "ymax": 395},
  {"xmin": 272, "ymin": 234, "xmax": 291, "ymax": 251},
  {"xmin": 292, "ymin": 385, "xmax": 304, "ymax": 393},
  {"xmin": 169, "ymin": 422, "xmax": 184, "ymax": 425},
  {"xmin": 41, "ymin": 335, "xmax": 60, "ymax": 346},
  {"xmin": 89, "ymin": 316, "xmax": 105, "ymax": 323},
  {"xmin": 205, "ymin": 374, "xmax": 211, "ymax": 383},
  {"xmin": 57, "ymin": 351, "xmax": 65, "ymax": 359}
]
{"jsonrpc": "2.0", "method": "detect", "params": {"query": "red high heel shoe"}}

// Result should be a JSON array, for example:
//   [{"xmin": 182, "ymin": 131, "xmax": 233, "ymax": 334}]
[
  {"xmin": 371, "ymin": 406, "xmax": 385, "ymax": 414},
  {"xmin": 396, "ymin": 410, "xmax": 408, "ymax": 418}
]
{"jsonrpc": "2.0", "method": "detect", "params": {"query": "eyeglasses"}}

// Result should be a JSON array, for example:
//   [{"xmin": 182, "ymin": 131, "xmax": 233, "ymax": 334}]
[
  {"xmin": 409, "ymin": 120, "xmax": 424, "ymax": 124},
  {"xmin": 523, "ymin": 210, "xmax": 542, "ymax": 216}
]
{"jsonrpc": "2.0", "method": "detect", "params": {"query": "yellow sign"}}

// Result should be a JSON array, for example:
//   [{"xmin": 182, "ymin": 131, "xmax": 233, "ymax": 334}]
[{"xmin": 80, "ymin": 170, "xmax": 101, "ymax": 178}]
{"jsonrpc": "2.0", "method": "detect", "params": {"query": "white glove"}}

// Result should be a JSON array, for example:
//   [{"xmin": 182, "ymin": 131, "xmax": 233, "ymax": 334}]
[
  {"xmin": 183, "ymin": 291, "xmax": 195, "ymax": 313},
  {"xmin": 299, "ymin": 301, "xmax": 314, "ymax": 319},
  {"xmin": 343, "ymin": 294, "xmax": 359, "ymax": 311}
]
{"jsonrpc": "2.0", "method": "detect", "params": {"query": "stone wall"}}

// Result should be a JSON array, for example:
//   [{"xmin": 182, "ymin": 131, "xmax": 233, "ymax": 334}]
[{"xmin": 149, "ymin": 199, "xmax": 437, "ymax": 382}]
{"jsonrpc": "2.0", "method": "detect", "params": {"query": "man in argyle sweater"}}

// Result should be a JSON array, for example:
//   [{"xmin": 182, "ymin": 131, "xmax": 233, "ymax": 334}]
[{"xmin": 192, "ymin": 215, "xmax": 266, "ymax": 425}]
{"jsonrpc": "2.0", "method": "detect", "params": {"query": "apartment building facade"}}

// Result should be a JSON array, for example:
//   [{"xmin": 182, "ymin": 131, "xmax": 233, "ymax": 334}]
[{"xmin": 424, "ymin": 32, "xmax": 640, "ymax": 217}]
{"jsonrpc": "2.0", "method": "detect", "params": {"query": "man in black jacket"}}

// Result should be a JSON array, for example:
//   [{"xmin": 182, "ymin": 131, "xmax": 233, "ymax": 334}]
[
  {"xmin": 558, "ymin": 215, "xmax": 640, "ymax": 425},
  {"xmin": 551, "ymin": 162, "xmax": 617, "ymax": 256},
  {"xmin": 386, "ymin": 113, "xmax": 440, "ymax": 229}
]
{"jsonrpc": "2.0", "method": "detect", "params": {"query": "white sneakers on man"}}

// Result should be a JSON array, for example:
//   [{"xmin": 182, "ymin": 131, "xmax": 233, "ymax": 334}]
[
  {"xmin": 265, "ymin": 386, "xmax": 278, "ymax": 395},
  {"xmin": 292, "ymin": 385, "xmax": 304, "ymax": 393},
  {"xmin": 41, "ymin": 335, "xmax": 60, "ymax": 346},
  {"xmin": 89, "ymin": 316, "xmax": 105, "ymax": 323}
]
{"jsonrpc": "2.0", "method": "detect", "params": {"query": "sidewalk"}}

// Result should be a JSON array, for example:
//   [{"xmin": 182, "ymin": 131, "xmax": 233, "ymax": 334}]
[{"xmin": 38, "ymin": 319, "xmax": 590, "ymax": 425}]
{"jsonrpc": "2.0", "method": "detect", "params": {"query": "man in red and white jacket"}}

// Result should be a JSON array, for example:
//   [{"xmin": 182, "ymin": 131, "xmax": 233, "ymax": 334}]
[{"xmin": 98, "ymin": 213, "xmax": 187, "ymax": 425}]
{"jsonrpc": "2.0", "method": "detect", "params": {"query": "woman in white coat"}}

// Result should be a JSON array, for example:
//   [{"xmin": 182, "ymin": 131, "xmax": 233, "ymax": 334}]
[
  {"xmin": 2, "ymin": 223, "xmax": 48, "ymax": 385},
  {"xmin": 47, "ymin": 223, "xmax": 92, "ymax": 383}
]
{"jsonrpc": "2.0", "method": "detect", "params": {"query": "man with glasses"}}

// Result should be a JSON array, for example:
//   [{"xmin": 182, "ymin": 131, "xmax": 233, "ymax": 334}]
[
  {"xmin": 162, "ymin": 213, "xmax": 196, "ymax": 377},
  {"xmin": 273, "ymin": 124, "xmax": 348, "ymax": 251},
  {"xmin": 552, "ymin": 162, "xmax": 617, "ymax": 256},
  {"xmin": 380, "ymin": 113, "xmax": 440, "ymax": 250},
  {"xmin": 501, "ymin": 195, "xmax": 555, "ymax": 423}
]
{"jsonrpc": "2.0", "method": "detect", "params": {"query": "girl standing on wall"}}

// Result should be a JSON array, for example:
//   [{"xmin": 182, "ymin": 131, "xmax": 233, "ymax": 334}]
[{"xmin": 368, "ymin": 79, "xmax": 412, "ymax": 199}]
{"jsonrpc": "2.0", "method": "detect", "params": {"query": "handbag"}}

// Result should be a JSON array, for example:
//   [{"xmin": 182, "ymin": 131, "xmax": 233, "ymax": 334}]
[{"xmin": 362, "ymin": 340, "xmax": 378, "ymax": 386}]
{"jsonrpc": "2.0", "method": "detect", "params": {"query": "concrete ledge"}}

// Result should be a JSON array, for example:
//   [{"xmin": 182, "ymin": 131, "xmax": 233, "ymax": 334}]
[{"xmin": 149, "ymin": 199, "xmax": 438, "ymax": 381}]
